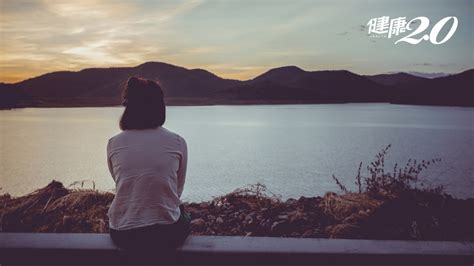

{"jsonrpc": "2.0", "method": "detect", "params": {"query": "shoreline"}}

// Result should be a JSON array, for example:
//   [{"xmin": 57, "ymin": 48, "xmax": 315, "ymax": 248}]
[
  {"xmin": 2, "ymin": 100, "xmax": 474, "ymax": 110},
  {"xmin": 1, "ymin": 181, "xmax": 473, "ymax": 241}
]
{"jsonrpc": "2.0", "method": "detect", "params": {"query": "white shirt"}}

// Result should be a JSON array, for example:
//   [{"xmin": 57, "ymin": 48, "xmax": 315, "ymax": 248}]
[{"xmin": 106, "ymin": 127, "xmax": 187, "ymax": 230}]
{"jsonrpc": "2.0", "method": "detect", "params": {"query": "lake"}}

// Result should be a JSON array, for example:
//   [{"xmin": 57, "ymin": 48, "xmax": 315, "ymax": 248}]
[{"xmin": 1, "ymin": 104, "xmax": 473, "ymax": 201}]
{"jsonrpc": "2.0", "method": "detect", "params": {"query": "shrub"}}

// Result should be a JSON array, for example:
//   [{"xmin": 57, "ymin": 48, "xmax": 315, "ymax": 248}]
[{"xmin": 332, "ymin": 145, "xmax": 443, "ymax": 196}]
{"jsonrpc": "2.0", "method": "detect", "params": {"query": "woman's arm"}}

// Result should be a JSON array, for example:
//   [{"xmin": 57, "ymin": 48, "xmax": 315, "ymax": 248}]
[
  {"xmin": 106, "ymin": 139, "xmax": 116, "ymax": 182},
  {"xmin": 177, "ymin": 137, "xmax": 188, "ymax": 198}
]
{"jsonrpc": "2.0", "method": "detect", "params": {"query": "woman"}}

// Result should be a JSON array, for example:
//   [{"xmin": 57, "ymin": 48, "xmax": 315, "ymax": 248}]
[{"xmin": 106, "ymin": 77, "xmax": 190, "ymax": 263}]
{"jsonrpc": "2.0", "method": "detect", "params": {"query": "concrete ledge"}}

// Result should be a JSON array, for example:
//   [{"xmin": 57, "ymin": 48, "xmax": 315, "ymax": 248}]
[{"xmin": 1, "ymin": 233, "xmax": 473, "ymax": 266}]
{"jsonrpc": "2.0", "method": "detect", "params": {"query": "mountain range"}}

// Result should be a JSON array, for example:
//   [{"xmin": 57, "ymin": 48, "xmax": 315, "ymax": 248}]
[{"xmin": 0, "ymin": 62, "xmax": 472, "ymax": 109}]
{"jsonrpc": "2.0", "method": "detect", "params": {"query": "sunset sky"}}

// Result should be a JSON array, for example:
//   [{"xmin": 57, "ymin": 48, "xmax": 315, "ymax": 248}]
[{"xmin": 1, "ymin": 0, "xmax": 472, "ymax": 83}]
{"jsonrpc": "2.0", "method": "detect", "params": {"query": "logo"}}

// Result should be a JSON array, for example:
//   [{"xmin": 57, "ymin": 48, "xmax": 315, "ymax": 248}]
[{"xmin": 367, "ymin": 16, "xmax": 458, "ymax": 45}]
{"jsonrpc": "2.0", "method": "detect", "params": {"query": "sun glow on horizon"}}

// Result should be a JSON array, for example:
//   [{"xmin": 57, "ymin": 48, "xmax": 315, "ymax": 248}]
[{"xmin": 0, "ymin": 0, "xmax": 472, "ymax": 83}]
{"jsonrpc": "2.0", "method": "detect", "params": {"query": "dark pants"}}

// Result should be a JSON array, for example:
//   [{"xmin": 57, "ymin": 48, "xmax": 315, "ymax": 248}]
[{"xmin": 110, "ymin": 205, "xmax": 191, "ymax": 266}]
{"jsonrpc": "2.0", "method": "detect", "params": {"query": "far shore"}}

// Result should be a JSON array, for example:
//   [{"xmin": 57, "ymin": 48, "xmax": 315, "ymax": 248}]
[{"xmin": 2, "ymin": 99, "xmax": 473, "ymax": 110}]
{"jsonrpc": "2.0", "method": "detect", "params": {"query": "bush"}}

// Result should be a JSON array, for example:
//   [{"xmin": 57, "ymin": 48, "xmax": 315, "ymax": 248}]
[{"xmin": 332, "ymin": 145, "xmax": 443, "ymax": 196}]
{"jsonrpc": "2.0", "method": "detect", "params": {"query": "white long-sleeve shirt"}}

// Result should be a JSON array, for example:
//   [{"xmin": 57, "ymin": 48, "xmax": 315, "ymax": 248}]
[{"xmin": 106, "ymin": 127, "xmax": 187, "ymax": 230}]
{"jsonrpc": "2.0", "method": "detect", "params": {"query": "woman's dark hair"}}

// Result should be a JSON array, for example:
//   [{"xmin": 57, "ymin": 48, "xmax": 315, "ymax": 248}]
[{"xmin": 119, "ymin": 77, "xmax": 165, "ymax": 130}]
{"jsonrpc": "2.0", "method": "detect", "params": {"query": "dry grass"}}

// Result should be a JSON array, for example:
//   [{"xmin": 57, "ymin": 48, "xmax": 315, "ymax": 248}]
[
  {"xmin": 1, "ymin": 166, "xmax": 472, "ymax": 241},
  {"xmin": 0, "ymin": 181, "xmax": 113, "ymax": 233},
  {"xmin": 320, "ymin": 192, "xmax": 382, "ymax": 238}
]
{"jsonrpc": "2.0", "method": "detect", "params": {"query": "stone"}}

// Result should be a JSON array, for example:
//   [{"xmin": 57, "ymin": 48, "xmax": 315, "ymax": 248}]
[
  {"xmin": 271, "ymin": 221, "xmax": 286, "ymax": 233},
  {"xmin": 62, "ymin": 215, "xmax": 71, "ymax": 225},
  {"xmin": 191, "ymin": 218, "xmax": 206, "ymax": 227},
  {"xmin": 290, "ymin": 232, "xmax": 299, "ymax": 237},
  {"xmin": 245, "ymin": 214, "xmax": 253, "ymax": 222},
  {"xmin": 302, "ymin": 229, "xmax": 313, "ymax": 238},
  {"xmin": 285, "ymin": 198, "xmax": 298, "ymax": 205}
]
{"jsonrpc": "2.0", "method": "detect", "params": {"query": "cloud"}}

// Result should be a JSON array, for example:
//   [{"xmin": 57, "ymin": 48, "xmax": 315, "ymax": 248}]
[
  {"xmin": 133, "ymin": 0, "xmax": 204, "ymax": 25},
  {"xmin": 43, "ymin": 0, "xmax": 134, "ymax": 18},
  {"xmin": 63, "ymin": 40, "xmax": 131, "ymax": 63},
  {"xmin": 412, "ymin": 63, "xmax": 433, "ymax": 66},
  {"xmin": 0, "ymin": 0, "xmax": 207, "ymax": 82},
  {"xmin": 184, "ymin": 46, "xmax": 220, "ymax": 54}
]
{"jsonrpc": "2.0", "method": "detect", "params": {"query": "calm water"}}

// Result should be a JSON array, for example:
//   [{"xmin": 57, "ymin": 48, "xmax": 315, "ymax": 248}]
[{"xmin": 1, "ymin": 104, "xmax": 473, "ymax": 201}]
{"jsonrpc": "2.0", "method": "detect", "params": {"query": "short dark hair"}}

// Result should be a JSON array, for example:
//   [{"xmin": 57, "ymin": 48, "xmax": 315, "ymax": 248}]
[{"xmin": 119, "ymin": 77, "xmax": 166, "ymax": 130}]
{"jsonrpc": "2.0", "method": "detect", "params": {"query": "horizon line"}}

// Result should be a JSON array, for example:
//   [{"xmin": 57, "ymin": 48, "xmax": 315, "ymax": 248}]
[{"xmin": 2, "ymin": 61, "xmax": 472, "ymax": 84}]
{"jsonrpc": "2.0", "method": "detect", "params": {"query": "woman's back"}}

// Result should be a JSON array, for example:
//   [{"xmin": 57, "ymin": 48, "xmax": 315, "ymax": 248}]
[{"xmin": 107, "ymin": 127, "xmax": 187, "ymax": 230}]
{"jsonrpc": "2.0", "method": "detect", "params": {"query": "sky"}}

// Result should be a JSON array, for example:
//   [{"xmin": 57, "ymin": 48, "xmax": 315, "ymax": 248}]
[{"xmin": 0, "ymin": 0, "xmax": 472, "ymax": 83}]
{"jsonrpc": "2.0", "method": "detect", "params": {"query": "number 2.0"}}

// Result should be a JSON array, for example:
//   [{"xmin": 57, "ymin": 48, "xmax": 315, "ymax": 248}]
[{"xmin": 395, "ymin": 16, "xmax": 458, "ymax": 45}]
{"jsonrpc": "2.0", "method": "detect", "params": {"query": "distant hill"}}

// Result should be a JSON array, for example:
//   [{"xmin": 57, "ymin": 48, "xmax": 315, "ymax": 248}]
[
  {"xmin": 0, "ymin": 62, "xmax": 472, "ymax": 109},
  {"xmin": 365, "ymin": 72, "xmax": 427, "ymax": 86},
  {"xmin": 405, "ymin": 72, "xmax": 449, "ymax": 79},
  {"xmin": 0, "ymin": 83, "xmax": 32, "ymax": 109},
  {"xmin": 390, "ymin": 69, "xmax": 474, "ymax": 106},
  {"xmin": 218, "ymin": 67, "xmax": 385, "ymax": 103},
  {"xmin": 5, "ymin": 62, "xmax": 241, "ymax": 107}
]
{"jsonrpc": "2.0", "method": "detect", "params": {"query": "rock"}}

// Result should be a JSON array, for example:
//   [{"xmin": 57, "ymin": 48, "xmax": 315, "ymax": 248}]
[
  {"xmin": 215, "ymin": 217, "xmax": 224, "ymax": 224},
  {"xmin": 298, "ymin": 196, "xmax": 310, "ymax": 203},
  {"xmin": 290, "ymin": 232, "xmax": 300, "ymax": 237},
  {"xmin": 245, "ymin": 215, "xmax": 254, "ymax": 225},
  {"xmin": 271, "ymin": 220, "xmax": 294, "ymax": 235},
  {"xmin": 258, "ymin": 220, "xmax": 267, "ymax": 229},
  {"xmin": 191, "ymin": 218, "xmax": 206, "ymax": 227},
  {"xmin": 271, "ymin": 221, "xmax": 287, "ymax": 233},
  {"xmin": 62, "ymin": 215, "xmax": 71, "ymax": 225},
  {"xmin": 285, "ymin": 198, "xmax": 298, "ymax": 205},
  {"xmin": 302, "ymin": 229, "xmax": 313, "ymax": 238},
  {"xmin": 288, "ymin": 210, "xmax": 306, "ymax": 223},
  {"xmin": 271, "ymin": 221, "xmax": 279, "ymax": 232},
  {"xmin": 245, "ymin": 214, "xmax": 253, "ymax": 222}
]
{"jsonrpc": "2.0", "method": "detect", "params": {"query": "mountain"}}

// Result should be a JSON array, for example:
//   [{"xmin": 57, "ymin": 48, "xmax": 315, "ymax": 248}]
[
  {"xmin": 7, "ymin": 62, "xmax": 241, "ymax": 107},
  {"xmin": 250, "ymin": 66, "xmax": 306, "ymax": 84},
  {"xmin": 390, "ymin": 69, "xmax": 473, "ymax": 106},
  {"xmin": 0, "ymin": 62, "xmax": 472, "ymax": 109},
  {"xmin": 0, "ymin": 83, "xmax": 32, "ymax": 109},
  {"xmin": 218, "ymin": 67, "xmax": 386, "ymax": 103},
  {"xmin": 365, "ymin": 73, "xmax": 427, "ymax": 86},
  {"xmin": 405, "ymin": 72, "xmax": 449, "ymax": 79}
]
